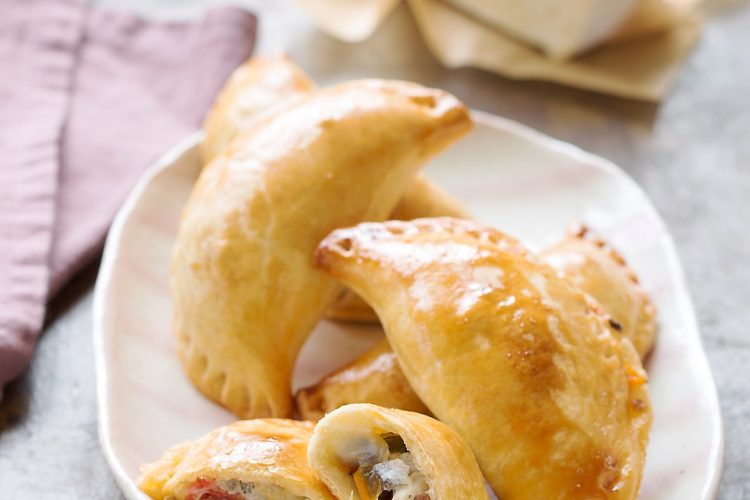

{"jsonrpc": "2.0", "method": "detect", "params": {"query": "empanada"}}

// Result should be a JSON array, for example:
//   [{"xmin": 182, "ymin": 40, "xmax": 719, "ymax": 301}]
[
  {"xmin": 314, "ymin": 217, "xmax": 652, "ymax": 499},
  {"xmin": 199, "ymin": 55, "xmax": 473, "ymax": 325},
  {"xmin": 139, "ymin": 419, "xmax": 334, "ymax": 499},
  {"xmin": 541, "ymin": 225, "xmax": 657, "ymax": 358},
  {"xmin": 297, "ymin": 337, "xmax": 430, "ymax": 420},
  {"xmin": 200, "ymin": 54, "xmax": 315, "ymax": 164},
  {"xmin": 171, "ymin": 81, "xmax": 471, "ymax": 418},
  {"xmin": 298, "ymin": 225, "xmax": 657, "ymax": 419},
  {"xmin": 308, "ymin": 403, "xmax": 488, "ymax": 500}
]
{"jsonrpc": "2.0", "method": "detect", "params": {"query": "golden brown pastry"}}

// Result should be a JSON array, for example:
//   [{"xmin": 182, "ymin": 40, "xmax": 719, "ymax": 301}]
[
  {"xmin": 171, "ymin": 81, "xmax": 471, "ymax": 418},
  {"xmin": 298, "ymin": 225, "xmax": 657, "ymax": 419},
  {"xmin": 541, "ymin": 225, "xmax": 657, "ymax": 358},
  {"xmin": 139, "ymin": 419, "xmax": 334, "ymax": 500},
  {"xmin": 308, "ymin": 403, "xmax": 488, "ymax": 500},
  {"xmin": 297, "ymin": 337, "xmax": 430, "ymax": 420},
  {"xmin": 200, "ymin": 54, "xmax": 315, "ymax": 164},
  {"xmin": 199, "ymin": 55, "xmax": 473, "ymax": 324},
  {"xmin": 314, "ymin": 217, "xmax": 652, "ymax": 499}
]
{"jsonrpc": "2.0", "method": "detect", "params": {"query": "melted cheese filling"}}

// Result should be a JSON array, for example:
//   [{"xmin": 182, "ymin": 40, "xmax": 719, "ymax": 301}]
[{"xmin": 348, "ymin": 434, "xmax": 431, "ymax": 500}]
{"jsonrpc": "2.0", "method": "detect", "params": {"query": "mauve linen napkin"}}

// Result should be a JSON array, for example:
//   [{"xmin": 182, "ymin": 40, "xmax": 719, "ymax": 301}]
[{"xmin": 0, "ymin": 0, "xmax": 256, "ymax": 391}]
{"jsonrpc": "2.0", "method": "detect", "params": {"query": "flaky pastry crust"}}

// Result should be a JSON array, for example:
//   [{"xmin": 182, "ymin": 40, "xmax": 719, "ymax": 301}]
[
  {"xmin": 199, "ymin": 55, "xmax": 474, "ymax": 326},
  {"xmin": 171, "ymin": 81, "xmax": 471, "ymax": 418},
  {"xmin": 139, "ymin": 419, "xmax": 333, "ymax": 499}
]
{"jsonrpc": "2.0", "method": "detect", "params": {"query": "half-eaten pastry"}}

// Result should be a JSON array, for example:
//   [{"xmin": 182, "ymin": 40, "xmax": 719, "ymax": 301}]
[{"xmin": 307, "ymin": 403, "xmax": 488, "ymax": 500}]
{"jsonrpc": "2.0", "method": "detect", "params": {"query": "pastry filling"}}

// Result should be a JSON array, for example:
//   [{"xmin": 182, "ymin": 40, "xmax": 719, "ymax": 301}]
[
  {"xmin": 185, "ymin": 478, "xmax": 307, "ymax": 500},
  {"xmin": 343, "ymin": 433, "xmax": 431, "ymax": 500}
]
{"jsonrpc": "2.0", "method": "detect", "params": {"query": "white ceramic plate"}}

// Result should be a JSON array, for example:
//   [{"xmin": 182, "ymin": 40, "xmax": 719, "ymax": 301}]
[{"xmin": 94, "ymin": 111, "xmax": 723, "ymax": 500}]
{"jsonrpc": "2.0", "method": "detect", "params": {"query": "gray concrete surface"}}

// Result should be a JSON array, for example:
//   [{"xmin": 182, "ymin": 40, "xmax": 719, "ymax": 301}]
[{"xmin": 0, "ymin": 0, "xmax": 748, "ymax": 498}]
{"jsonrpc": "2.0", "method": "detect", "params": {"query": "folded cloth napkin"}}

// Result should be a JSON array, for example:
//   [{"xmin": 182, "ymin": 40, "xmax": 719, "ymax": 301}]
[
  {"xmin": 296, "ymin": 0, "xmax": 701, "ymax": 101},
  {"xmin": 0, "ymin": 0, "xmax": 256, "ymax": 392}
]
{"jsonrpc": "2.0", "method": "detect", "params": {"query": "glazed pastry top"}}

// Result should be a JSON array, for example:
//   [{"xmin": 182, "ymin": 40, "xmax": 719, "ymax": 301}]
[
  {"xmin": 315, "ymin": 217, "xmax": 652, "ymax": 500},
  {"xmin": 171, "ymin": 80, "xmax": 471, "ymax": 418}
]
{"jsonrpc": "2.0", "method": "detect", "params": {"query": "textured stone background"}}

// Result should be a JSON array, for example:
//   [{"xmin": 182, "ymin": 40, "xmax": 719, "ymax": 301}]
[{"xmin": 0, "ymin": 1, "xmax": 747, "ymax": 498}]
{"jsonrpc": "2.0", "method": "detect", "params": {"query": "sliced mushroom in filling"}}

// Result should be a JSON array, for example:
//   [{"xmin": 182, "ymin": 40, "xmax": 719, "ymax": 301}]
[
  {"xmin": 184, "ymin": 478, "xmax": 308, "ymax": 500},
  {"xmin": 340, "ymin": 432, "xmax": 431, "ymax": 500}
]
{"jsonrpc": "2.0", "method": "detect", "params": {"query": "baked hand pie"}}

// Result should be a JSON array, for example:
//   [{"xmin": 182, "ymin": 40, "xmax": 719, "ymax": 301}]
[
  {"xmin": 298, "ymin": 224, "xmax": 657, "ymax": 419},
  {"xmin": 314, "ymin": 217, "xmax": 652, "ymax": 499},
  {"xmin": 199, "ymin": 54, "xmax": 471, "ymax": 227},
  {"xmin": 307, "ymin": 403, "xmax": 488, "ymax": 500},
  {"xmin": 139, "ymin": 419, "xmax": 334, "ymax": 499},
  {"xmin": 200, "ymin": 54, "xmax": 315, "ymax": 164},
  {"xmin": 297, "ymin": 337, "xmax": 430, "ymax": 420},
  {"xmin": 171, "ymin": 81, "xmax": 471, "ymax": 418},
  {"xmin": 199, "ymin": 55, "xmax": 473, "ymax": 325},
  {"xmin": 541, "ymin": 225, "xmax": 657, "ymax": 358}
]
